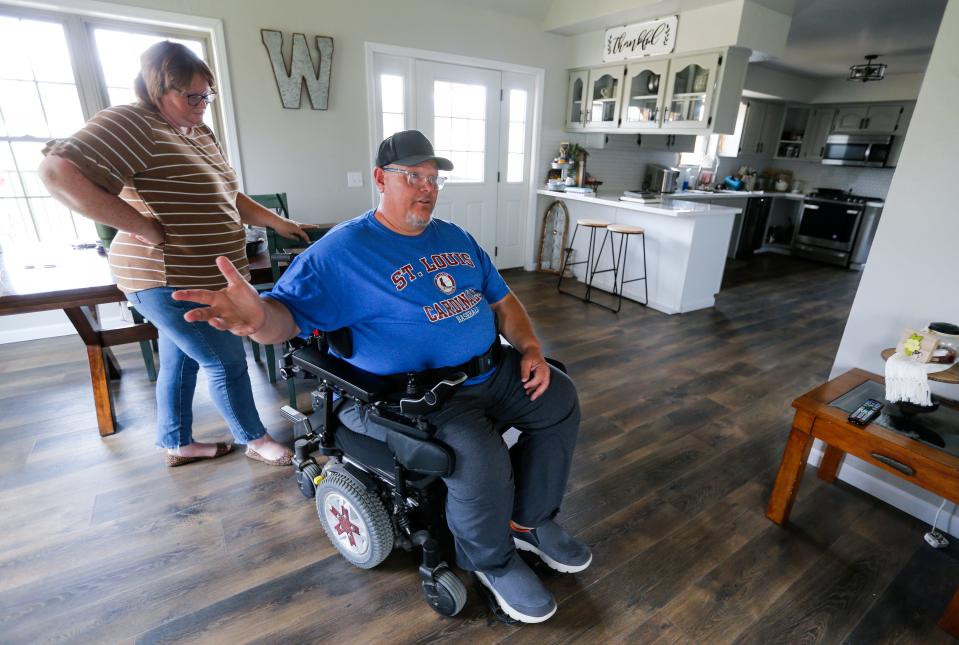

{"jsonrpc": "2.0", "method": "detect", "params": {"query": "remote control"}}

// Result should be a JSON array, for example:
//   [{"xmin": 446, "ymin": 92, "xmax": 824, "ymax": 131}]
[{"xmin": 848, "ymin": 398, "xmax": 883, "ymax": 426}]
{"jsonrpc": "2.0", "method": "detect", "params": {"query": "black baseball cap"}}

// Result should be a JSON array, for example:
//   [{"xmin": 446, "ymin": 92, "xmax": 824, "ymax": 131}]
[{"xmin": 376, "ymin": 130, "xmax": 453, "ymax": 170}]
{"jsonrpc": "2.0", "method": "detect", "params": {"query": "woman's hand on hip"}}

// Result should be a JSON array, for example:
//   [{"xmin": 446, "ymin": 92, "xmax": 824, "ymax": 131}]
[
  {"xmin": 172, "ymin": 256, "xmax": 265, "ymax": 335},
  {"xmin": 132, "ymin": 217, "xmax": 165, "ymax": 246}
]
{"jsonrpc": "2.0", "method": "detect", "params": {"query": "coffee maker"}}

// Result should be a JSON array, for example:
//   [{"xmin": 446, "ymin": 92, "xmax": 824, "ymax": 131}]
[{"xmin": 641, "ymin": 164, "xmax": 681, "ymax": 194}]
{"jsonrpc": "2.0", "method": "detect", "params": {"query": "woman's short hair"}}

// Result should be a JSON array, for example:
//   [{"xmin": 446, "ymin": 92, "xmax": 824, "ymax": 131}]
[{"xmin": 133, "ymin": 41, "xmax": 215, "ymax": 109}]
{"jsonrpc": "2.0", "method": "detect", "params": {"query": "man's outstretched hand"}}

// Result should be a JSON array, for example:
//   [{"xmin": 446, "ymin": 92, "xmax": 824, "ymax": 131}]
[{"xmin": 171, "ymin": 256, "xmax": 266, "ymax": 335}]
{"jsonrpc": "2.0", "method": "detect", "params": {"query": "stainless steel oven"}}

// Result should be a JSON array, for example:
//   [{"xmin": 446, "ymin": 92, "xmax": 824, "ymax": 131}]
[
  {"xmin": 792, "ymin": 189, "xmax": 879, "ymax": 267},
  {"xmin": 821, "ymin": 133, "xmax": 893, "ymax": 167}
]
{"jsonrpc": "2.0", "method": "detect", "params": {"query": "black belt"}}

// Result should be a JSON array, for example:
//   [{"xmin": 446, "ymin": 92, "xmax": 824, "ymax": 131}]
[{"xmin": 387, "ymin": 340, "xmax": 503, "ymax": 392}]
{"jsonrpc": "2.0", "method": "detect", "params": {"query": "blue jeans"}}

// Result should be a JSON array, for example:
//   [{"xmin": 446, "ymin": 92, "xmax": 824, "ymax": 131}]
[{"xmin": 127, "ymin": 287, "xmax": 267, "ymax": 449}]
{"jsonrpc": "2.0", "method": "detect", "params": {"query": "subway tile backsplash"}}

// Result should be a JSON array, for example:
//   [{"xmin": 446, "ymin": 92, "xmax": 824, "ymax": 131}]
[{"xmin": 717, "ymin": 156, "xmax": 895, "ymax": 199}]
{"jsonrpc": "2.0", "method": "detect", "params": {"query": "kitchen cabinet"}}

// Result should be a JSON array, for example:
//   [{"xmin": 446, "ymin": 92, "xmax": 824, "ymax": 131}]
[
  {"xmin": 801, "ymin": 107, "xmax": 836, "ymax": 160},
  {"xmin": 738, "ymin": 100, "xmax": 785, "ymax": 156},
  {"xmin": 887, "ymin": 102, "xmax": 914, "ymax": 166},
  {"xmin": 662, "ymin": 52, "xmax": 720, "ymax": 131},
  {"xmin": 774, "ymin": 106, "xmax": 811, "ymax": 159},
  {"xmin": 635, "ymin": 133, "xmax": 696, "ymax": 152},
  {"xmin": 565, "ymin": 69, "xmax": 589, "ymax": 130},
  {"xmin": 584, "ymin": 65, "xmax": 623, "ymax": 130},
  {"xmin": 833, "ymin": 104, "xmax": 905, "ymax": 134},
  {"xmin": 564, "ymin": 48, "xmax": 748, "ymax": 136},
  {"xmin": 620, "ymin": 59, "xmax": 669, "ymax": 131}
]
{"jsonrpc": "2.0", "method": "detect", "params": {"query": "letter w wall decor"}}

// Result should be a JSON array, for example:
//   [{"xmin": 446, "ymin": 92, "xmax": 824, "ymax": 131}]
[{"xmin": 261, "ymin": 29, "xmax": 334, "ymax": 110}]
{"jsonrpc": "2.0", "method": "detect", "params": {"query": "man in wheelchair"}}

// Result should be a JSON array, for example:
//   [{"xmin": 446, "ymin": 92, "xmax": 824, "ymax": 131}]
[{"xmin": 172, "ymin": 130, "xmax": 590, "ymax": 623}]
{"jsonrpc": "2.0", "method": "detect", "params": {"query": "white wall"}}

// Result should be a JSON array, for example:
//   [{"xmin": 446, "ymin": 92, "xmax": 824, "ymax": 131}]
[
  {"xmin": 828, "ymin": 0, "xmax": 959, "ymax": 537},
  {"xmin": 1, "ymin": 0, "xmax": 570, "ymax": 343}
]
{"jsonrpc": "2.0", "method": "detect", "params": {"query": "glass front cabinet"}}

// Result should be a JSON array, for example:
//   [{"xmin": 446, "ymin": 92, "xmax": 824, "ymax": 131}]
[
  {"xmin": 661, "ymin": 52, "xmax": 720, "ymax": 130},
  {"xmin": 565, "ymin": 69, "xmax": 589, "ymax": 129},
  {"xmin": 620, "ymin": 59, "xmax": 669, "ymax": 131},
  {"xmin": 584, "ymin": 65, "xmax": 622, "ymax": 130}
]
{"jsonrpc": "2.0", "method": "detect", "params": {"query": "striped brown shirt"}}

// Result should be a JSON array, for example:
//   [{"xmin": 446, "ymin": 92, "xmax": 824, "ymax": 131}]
[{"xmin": 43, "ymin": 103, "xmax": 249, "ymax": 294}]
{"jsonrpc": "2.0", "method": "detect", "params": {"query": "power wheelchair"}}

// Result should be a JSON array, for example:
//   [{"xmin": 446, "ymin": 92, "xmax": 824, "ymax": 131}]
[{"xmin": 277, "ymin": 331, "xmax": 563, "ymax": 620}]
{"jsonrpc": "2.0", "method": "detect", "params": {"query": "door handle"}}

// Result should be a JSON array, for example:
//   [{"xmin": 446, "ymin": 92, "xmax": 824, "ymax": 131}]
[
  {"xmin": 846, "ymin": 209, "xmax": 858, "ymax": 215},
  {"xmin": 803, "ymin": 204, "xmax": 820, "ymax": 210}
]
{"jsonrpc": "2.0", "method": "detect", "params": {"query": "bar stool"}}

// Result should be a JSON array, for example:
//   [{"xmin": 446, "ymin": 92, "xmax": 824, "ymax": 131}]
[
  {"xmin": 557, "ymin": 218, "xmax": 612, "ymax": 302},
  {"xmin": 605, "ymin": 223, "xmax": 648, "ymax": 312}
]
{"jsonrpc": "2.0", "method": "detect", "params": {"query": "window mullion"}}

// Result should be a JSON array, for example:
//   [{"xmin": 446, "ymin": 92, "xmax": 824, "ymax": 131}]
[{"xmin": 63, "ymin": 14, "xmax": 109, "ymax": 118}]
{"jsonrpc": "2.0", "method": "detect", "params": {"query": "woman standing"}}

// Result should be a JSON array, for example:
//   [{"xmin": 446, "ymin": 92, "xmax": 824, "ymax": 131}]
[{"xmin": 39, "ymin": 41, "xmax": 305, "ymax": 467}]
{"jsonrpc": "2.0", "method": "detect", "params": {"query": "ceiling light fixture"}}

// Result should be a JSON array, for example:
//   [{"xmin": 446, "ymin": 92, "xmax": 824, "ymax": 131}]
[{"xmin": 848, "ymin": 54, "xmax": 887, "ymax": 82}]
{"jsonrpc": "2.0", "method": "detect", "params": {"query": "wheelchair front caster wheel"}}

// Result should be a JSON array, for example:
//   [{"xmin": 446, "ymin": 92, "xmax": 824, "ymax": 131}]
[
  {"xmin": 423, "ymin": 567, "xmax": 467, "ymax": 617},
  {"xmin": 295, "ymin": 462, "xmax": 322, "ymax": 499}
]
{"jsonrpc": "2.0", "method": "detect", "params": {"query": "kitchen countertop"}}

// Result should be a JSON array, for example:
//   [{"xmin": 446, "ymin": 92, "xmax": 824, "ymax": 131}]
[
  {"xmin": 666, "ymin": 190, "xmax": 806, "ymax": 200},
  {"xmin": 536, "ymin": 189, "xmax": 743, "ymax": 217}
]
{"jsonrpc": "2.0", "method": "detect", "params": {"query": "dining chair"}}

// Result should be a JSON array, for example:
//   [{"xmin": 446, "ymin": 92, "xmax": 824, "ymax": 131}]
[
  {"xmin": 266, "ymin": 224, "xmax": 331, "ymax": 407},
  {"xmin": 247, "ymin": 193, "xmax": 291, "ymax": 386}
]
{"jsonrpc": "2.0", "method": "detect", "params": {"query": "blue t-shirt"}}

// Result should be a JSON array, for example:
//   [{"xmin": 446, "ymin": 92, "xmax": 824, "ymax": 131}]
[{"xmin": 265, "ymin": 210, "xmax": 510, "ymax": 378}]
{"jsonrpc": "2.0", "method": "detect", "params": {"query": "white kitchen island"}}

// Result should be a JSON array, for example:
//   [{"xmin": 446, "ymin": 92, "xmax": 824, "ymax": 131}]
[{"xmin": 537, "ymin": 190, "xmax": 742, "ymax": 314}]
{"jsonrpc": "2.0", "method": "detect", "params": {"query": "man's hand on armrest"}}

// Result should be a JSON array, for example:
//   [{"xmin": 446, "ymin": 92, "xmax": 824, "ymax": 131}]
[
  {"xmin": 171, "ymin": 255, "xmax": 298, "ymax": 343},
  {"xmin": 490, "ymin": 292, "xmax": 550, "ymax": 400}
]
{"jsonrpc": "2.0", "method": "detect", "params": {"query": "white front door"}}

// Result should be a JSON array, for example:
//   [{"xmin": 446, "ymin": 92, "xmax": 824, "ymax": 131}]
[
  {"xmin": 415, "ymin": 60, "xmax": 501, "ymax": 261},
  {"xmin": 495, "ymin": 72, "xmax": 534, "ymax": 269}
]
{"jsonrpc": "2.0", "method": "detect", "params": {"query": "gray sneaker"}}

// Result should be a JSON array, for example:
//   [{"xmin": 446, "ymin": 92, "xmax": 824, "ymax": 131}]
[
  {"xmin": 512, "ymin": 520, "xmax": 592, "ymax": 573},
  {"xmin": 474, "ymin": 553, "xmax": 557, "ymax": 623}
]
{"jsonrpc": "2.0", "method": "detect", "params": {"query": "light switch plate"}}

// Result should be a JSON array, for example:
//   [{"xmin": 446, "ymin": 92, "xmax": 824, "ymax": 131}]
[{"xmin": 347, "ymin": 171, "xmax": 363, "ymax": 188}]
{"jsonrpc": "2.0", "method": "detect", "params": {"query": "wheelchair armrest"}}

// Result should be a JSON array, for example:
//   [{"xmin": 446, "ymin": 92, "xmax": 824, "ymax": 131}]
[
  {"xmin": 290, "ymin": 347, "xmax": 390, "ymax": 403},
  {"xmin": 367, "ymin": 406, "xmax": 432, "ymax": 440}
]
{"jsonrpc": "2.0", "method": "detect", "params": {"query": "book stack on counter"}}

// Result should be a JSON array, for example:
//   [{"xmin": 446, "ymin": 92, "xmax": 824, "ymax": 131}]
[
  {"xmin": 620, "ymin": 190, "xmax": 661, "ymax": 204},
  {"xmin": 564, "ymin": 186, "xmax": 595, "ymax": 195}
]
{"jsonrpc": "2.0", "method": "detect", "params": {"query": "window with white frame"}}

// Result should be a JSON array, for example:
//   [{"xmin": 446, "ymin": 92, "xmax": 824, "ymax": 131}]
[{"xmin": 0, "ymin": 7, "xmax": 221, "ymax": 247}]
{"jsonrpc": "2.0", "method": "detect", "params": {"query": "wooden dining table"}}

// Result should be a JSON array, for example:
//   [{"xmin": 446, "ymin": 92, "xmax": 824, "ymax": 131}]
[{"xmin": 0, "ymin": 243, "xmax": 274, "ymax": 437}]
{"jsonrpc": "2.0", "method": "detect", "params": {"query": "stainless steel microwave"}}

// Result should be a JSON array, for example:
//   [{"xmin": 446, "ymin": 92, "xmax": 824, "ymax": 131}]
[{"xmin": 821, "ymin": 133, "xmax": 893, "ymax": 167}]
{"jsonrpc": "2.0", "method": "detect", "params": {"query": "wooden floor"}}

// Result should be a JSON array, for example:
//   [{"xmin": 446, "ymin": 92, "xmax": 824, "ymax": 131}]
[{"xmin": 1, "ymin": 254, "xmax": 957, "ymax": 644}]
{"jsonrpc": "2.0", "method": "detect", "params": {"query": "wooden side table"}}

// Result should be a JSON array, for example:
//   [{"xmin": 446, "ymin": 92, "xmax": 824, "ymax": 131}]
[{"xmin": 765, "ymin": 368, "xmax": 959, "ymax": 637}]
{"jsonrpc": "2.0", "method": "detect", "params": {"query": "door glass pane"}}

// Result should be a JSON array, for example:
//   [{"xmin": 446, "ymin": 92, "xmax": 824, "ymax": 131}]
[
  {"xmin": 569, "ymin": 77, "xmax": 583, "ymax": 123},
  {"xmin": 590, "ymin": 73, "xmax": 618, "ymax": 123},
  {"xmin": 380, "ymin": 74, "xmax": 405, "ymax": 137},
  {"xmin": 624, "ymin": 70, "xmax": 660, "ymax": 124},
  {"xmin": 667, "ymin": 63, "xmax": 709, "ymax": 123},
  {"xmin": 506, "ymin": 89, "xmax": 527, "ymax": 183},
  {"xmin": 432, "ymin": 81, "xmax": 485, "ymax": 183},
  {"xmin": 92, "ymin": 28, "xmax": 212, "ymax": 128}
]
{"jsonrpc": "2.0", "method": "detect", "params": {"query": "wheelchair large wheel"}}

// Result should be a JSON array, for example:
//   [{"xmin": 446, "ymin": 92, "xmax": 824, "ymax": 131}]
[{"xmin": 315, "ymin": 470, "xmax": 393, "ymax": 569}]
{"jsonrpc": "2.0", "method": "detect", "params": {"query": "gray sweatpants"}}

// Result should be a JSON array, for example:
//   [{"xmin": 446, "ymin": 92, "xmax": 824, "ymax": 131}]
[{"xmin": 338, "ymin": 346, "xmax": 580, "ymax": 574}]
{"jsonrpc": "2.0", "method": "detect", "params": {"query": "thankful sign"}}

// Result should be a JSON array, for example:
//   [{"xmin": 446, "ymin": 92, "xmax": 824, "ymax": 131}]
[{"xmin": 603, "ymin": 16, "xmax": 677, "ymax": 62}]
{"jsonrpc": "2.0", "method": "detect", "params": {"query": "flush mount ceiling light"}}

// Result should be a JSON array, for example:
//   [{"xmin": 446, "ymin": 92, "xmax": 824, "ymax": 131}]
[{"xmin": 848, "ymin": 54, "xmax": 887, "ymax": 82}]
